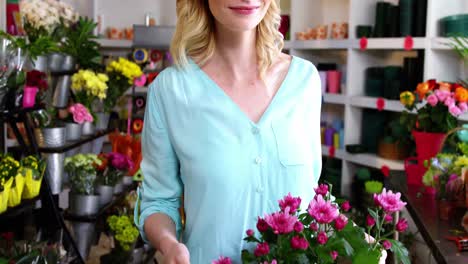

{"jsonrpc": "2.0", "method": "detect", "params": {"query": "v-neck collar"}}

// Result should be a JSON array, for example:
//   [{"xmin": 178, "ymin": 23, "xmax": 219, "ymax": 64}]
[{"xmin": 190, "ymin": 56, "xmax": 296, "ymax": 126}]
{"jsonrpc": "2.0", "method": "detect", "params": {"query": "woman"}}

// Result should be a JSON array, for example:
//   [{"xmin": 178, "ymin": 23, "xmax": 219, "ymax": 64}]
[{"xmin": 136, "ymin": 0, "xmax": 322, "ymax": 263}]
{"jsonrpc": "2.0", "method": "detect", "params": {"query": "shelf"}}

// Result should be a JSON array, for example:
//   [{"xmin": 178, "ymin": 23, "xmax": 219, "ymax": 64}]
[
  {"xmin": 0, "ymin": 197, "xmax": 40, "ymax": 218},
  {"xmin": 97, "ymin": 38, "xmax": 133, "ymax": 49},
  {"xmin": 323, "ymin": 93, "xmax": 347, "ymax": 105},
  {"xmin": 6, "ymin": 139, "xmax": 18, "ymax": 148},
  {"xmin": 345, "ymin": 152, "xmax": 405, "ymax": 171},
  {"xmin": 39, "ymin": 129, "xmax": 112, "ymax": 153},
  {"xmin": 0, "ymin": 105, "xmax": 44, "ymax": 119},
  {"xmin": 431, "ymin": 37, "xmax": 454, "ymax": 50},
  {"xmin": 321, "ymin": 145, "xmax": 345, "ymax": 160},
  {"xmin": 357, "ymin": 37, "xmax": 427, "ymax": 50},
  {"xmin": 349, "ymin": 96, "xmax": 406, "ymax": 112},
  {"xmin": 293, "ymin": 39, "xmax": 354, "ymax": 50},
  {"xmin": 125, "ymin": 86, "xmax": 148, "ymax": 95},
  {"xmin": 64, "ymin": 183, "xmax": 137, "ymax": 222}
]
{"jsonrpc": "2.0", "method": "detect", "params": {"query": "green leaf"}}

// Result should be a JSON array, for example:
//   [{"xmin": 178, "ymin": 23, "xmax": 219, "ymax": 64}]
[
  {"xmin": 316, "ymin": 246, "xmax": 334, "ymax": 263},
  {"xmin": 388, "ymin": 239, "xmax": 411, "ymax": 264},
  {"xmin": 353, "ymin": 248, "xmax": 381, "ymax": 264},
  {"xmin": 367, "ymin": 208, "xmax": 380, "ymax": 226},
  {"xmin": 294, "ymin": 253, "xmax": 310, "ymax": 264}
]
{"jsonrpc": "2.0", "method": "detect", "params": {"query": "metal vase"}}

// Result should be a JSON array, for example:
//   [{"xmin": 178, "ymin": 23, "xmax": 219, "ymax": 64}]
[
  {"xmin": 92, "ymin": 137, "xmax": 105, "ymax": 154},
  {"xmin": 128, "ymin": 248, "xmax": 144, "ymax": 264},
  {"xmin": 82, "ymin": 122, "xmax": 95, "ymax": 136},
  {"xmin": 61, "ymin": 55, "xmax": 76, "ymax": 71},
  {"xmin": 122, "ymin": 176, "xmax": 133, "ymax": 186},
  {"xmin": 95, "ymin": 112, "xmax": 110, "ymax": 131},
  {"xmin": 45, "ymin": 153, "xmax": 65, "ymax": 195},
  {"xmin": 65, "ymin": 122, "xmax": 82, "ymax": 141},
  {"xmin": 97, "ymin": 185, "xmax": 114, "ymax": 207},
  {"xmin": 71, "ymin": 222, "xmax": 96, "ymax": 260},
  {"xmin": 113, "ymin": 181, "xmax": 124, "ymax": 194},
  {"xmin": 69, "ymin": 193, "xmax": 100, "ymax": 216},
  {"xmin": 48, "ymin": 53, "xmax": 65, "ymax": 72},
  {"xmin": 30, "ymin": 55, "xmax": 48, "ymax": 72},
  {"xmin": 42, "ymin": 126, "xmax": 67, "ymax": 147},
  {"xmin": 53, "ymin": 75, "xmax": 72, "ymax": 108}
]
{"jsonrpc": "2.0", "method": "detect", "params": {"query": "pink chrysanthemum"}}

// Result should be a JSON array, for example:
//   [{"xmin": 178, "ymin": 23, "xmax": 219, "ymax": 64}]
[
  {"xmin": 264, "ymin": 207, "xmax": 298, "ymax": 234},
  {"xmin": 278, "ymin": 193, "xmax": 301, "ymax": 214},
  {"xmin": 212, "ymin": 256, "xmax": 232, "ymax": 264},
  {"xmin": 308, "ymin": 195, "xmax": 339, "ymax": 224},
  {"xmin": 373, "ymin": 188, "xmax": 407, "ymax": 213},
  {"xmin": 291, "ymin": 236, "xmax": 309, "ymax": 250}
]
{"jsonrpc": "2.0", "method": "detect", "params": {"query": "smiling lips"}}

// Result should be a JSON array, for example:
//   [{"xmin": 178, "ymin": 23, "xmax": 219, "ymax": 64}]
[{"xmin": 229, "ymin": 6, "xmax": 260, "ymax": 15}]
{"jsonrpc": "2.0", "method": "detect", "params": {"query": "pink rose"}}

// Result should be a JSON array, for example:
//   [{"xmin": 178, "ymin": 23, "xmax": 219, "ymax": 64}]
[
  {"xmin": 396, "ymin": 218, "xmax": 408, "ymax": 232},
  {"xmin": 278, "ymin": 193, "xmax": 301, "ymax": 214},
  {"xmin": 290, "ymin": 236, "xmax": 309, "ymax": 250},
  {"xmin": 317, "ymin": 231, "xmax": 328, "ymax": 245},
  {"xmin": 426, "ymin": 94, "xmax": 438, "ymax": 107},
  {"xmin": 449, "ymin": 105, "xmax": 462, "ymax": 117},
  {"xmin": 459, "ymin": 102, "xmax": 468, "ymax": 113},
  {"xmin": 445, "ymin": 96, "xmax": 456, "ymax": 107},
  {"xmin": 254, "ymin": 242, "xmax": 270, "ymax": 257},
  {"xmin": 73, "ymin": 111, "xmax": 86, "ymax": 124},
  {"xmin": 435, "ymin": 90, "xmax": 451, "ymax": 102}
]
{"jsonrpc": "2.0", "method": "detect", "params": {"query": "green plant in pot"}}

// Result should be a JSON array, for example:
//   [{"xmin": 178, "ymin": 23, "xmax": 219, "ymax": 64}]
[
  {"xmin": 101, "ymin": 213, "xmax": 140, "ymax": 263},
  {"xmin": 378, "ymin": 116, "xmax": 413, "ymax": 160},
  {"xmin": 65, "ymin": 154, "xmax": 101, "ymax": 216}
]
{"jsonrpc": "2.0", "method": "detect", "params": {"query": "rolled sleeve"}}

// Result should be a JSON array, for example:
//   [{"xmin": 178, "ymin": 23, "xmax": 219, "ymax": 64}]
[{"xmin": 135, "ymin": 80, "xmax": 183, "ymax": 243}]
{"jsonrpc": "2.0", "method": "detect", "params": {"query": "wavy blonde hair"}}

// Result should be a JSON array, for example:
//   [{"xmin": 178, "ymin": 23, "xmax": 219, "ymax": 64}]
[{"xmin": 170, "ymin": 0, "xmax": 284, "ymax": 77}]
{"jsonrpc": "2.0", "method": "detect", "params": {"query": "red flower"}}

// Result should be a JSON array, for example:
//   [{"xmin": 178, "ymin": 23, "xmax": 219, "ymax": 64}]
[
  {"xmin": 278, "ymin": 193, "xmax": 301, "ymax": 214},
  {"xmin": 317, "ymin": 231, "xmax": 328, "ymax": 245},
  {"xmin": 341, "ymin": 201, "xmax": 351, "ymax": 212},
  {"xmin": 330, "ymin": 251, "xmax": 339, "ymax": 261},
  {"xmin": 256, "ymin": 217, "xmax": 269, "ymax": 233},
  {"xmin": 291, "ymin": 236, "xmax": 309, "ymax": 250},
  {"xmin": 396, "ymin": 218, "xmax": 408, "ymax": 232},
  {"xmin": 254, "ymin": 242, "xmax": 270, "ymax": 257},
  {"xmin": 26, "ymin": 70, "xmax": 47, "ymax": 90},
  {"xmin": 381, "ymin": 165, "xmax": 390, "ymax": 178},
  {"xmin": 246, "ymin": 229, "xmax": 254, "ymax": 237},
  {"xmin": 382, "ymin": 240, "xmax": 392, "ymax": 250},
  {"xmin": 366, "ymin": 215, "xmax": 376, "ymax": 227},
  {"xmin": 334, "ymin": 214, "xmax": 348, "ymax": 231}
]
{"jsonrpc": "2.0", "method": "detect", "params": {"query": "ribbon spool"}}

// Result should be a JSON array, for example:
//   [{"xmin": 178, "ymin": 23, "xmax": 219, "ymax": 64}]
[
  {"xmin": 150, "ymin": 50, "xmax": 163, "ymax": 63},
  {"xmin": 134, "ymin": 96, "xmax": 146, "ymax": 110},
  {"xmin": 133, "ymin": 49, "xmax": 149, "ymax": 64},
  {"xmin": 132, "ymin": 118, "xmax": 144, "ymax": 134}
]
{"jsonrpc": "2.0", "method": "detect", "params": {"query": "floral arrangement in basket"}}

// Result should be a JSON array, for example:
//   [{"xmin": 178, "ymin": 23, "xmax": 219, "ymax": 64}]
[
  {"xmin": 65, "ymin": 154, "xmax": 101, "ymax": 195},
  {"xmin": 399, "ymin": 80, "xmax": 468, "ymax": 133},
  {"xmin": 68, "ymin": 103, "xmax": 93, "ymax": 125},
  {"xmin": 71, "ymin": 69, "xmax": 109, "ymax": 110},
  {"xmin": 214, "ymin": 184, "xmax": 410, "ymax": 264},
  {"xmin": 103, "ymin": 58, "xmax": 144, "ymax": 112}
]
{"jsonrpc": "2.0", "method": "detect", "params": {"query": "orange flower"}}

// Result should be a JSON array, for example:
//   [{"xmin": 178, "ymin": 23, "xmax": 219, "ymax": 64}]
[
  {"xmin": 455, "ymin": 87, "xmax": 468, "ymax": 103},
  {"xmin": 438, "ymin": 82, "xmax": 452, "ymax": 92},
  {"xmin": 416, "ymin": 82, "xmax": 430, "ymax": 99},
  {"xmin": 95, "ymin": 154, "xmax": 108, "ymax": 171}
]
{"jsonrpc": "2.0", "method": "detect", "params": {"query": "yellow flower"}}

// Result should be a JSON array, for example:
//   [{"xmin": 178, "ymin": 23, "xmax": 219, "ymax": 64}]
[
  {"xmin": 455, "ymin": 156, "xmax": 468, "ymax": 168},
  {"xmin": 400, "ymin": 91, "xmax": 415, "ymax": 107}
]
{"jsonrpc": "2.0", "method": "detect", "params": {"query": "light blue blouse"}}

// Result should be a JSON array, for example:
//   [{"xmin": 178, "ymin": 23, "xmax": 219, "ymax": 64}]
[{"xmin": 135, "ymin": 56, "xmax": 322, "ymax": 263}]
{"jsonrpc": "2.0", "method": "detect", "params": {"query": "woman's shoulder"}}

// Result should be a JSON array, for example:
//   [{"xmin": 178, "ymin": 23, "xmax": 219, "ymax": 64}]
[{"xmin": 147, "ymin": 63, "xmax": 199, "ymax": 98}]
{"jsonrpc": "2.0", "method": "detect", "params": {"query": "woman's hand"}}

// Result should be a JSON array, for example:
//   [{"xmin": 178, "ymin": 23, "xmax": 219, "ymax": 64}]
[{"xmin": 162, "ymin": 240, "xmax": 190, "ymax": 264}]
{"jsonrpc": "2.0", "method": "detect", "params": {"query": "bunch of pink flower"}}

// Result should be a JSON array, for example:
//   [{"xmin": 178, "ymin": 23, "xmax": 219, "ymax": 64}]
[
  {"xmin": 68, "ymin": 103, "xmax": 93, "ymax": 124},
  {"xmin": 106, "ymin": 152, "xmax": 134, "ymax": 171},
  {"xmin": 215, "ymin": 185, "xmax": 410, "ymax": 264},
  {"xmin": 426, "ymin": 89, "xmax": 468, "ymax": 117}
]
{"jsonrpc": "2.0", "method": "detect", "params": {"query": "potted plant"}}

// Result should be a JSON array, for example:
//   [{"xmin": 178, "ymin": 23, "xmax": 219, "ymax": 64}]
[
  {"xmin": 22, "ymin": 70, "xmax": 48, "ymax": 109},
  {"xmin": 70, "ymin": 69, "xmax": 109, "ymax": 135},
  {"xmin": 65, "ymin": 103, "xmax": 93, "ymax": 141},
  {"xmin": 21, "ymin": 155, "xmax": 45, "ymax": 200},
  {"xmin": 95, "ymin": 154, "xmax": 114, "ymax": 207},
  {"xmin": 0, "ymin": 155, "xmax": 20, "ymax": 213},
  {"xmin": 65, "ymin": 154, "xmax": 101, "ymax": 216},
  {"xmin": 101, "ymin": 58, "xmax": 144, "ymax": 130},
  {"xmin": 378, "ymin": 116, "xmax": 412, "ymax": 161},
  {"xmin": 101, "ymin": 214, "xmax": 140, "ymax": 264},
  {"xmin": 105, "ymin": 152, "xmax": 134, "ymax": 193},
  {"xmin": 400, "ymin": 80, "xmax": 468, "ymax": 187}
]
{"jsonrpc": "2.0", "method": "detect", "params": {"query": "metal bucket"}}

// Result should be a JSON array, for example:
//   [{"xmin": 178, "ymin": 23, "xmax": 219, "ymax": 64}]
[
  {"xmin": 122, "ymin": 176, "xmax": 133, "ymax": 186},
  {"xmin": 128, "ymin": 248, "xmax": 144, "ymax": 264},
  {"xmin": 42, "ymin": 126, "xmax": 67, "ymax": 147},
  {"xmin": 69, "ymin": 193, "xmax": 100, "ymax": 216},
  {"xmin": 65, "ymin": 122, "xmax": 82, "ymax": 141},
  {"xmin": 95, "ymin": 112, "xmax": 110, "ymax": 131},
  {"xmin": 62, "ymin": 55, "xmax": 76, "ymax": 71},
  {"xmin": 113, "ymin": 182, "xmax": 124, "ymax": 194},
  {"xmin": 53, "ymin": 75, "xmax": 71, "ymax": 108},
  {"xmin": 82, "ymin": 122, "xmax": 95, "ymax": 136},
  {"xmin": 71, "ymin": 222, "xmax": 96, "ymax": 260},
  {"xmin": 30, "ymin": 55, "xmax": 48, "ymax": 72},
  {"xmin": 48, "ymin": 53, "xmax": 65, "ymax": 72},
  {"xmin": 45, "ymin": 153, "xmax": 65, "ymax": 195},
  {"xmin": 97, "ymin": 185, "xmax": 114, "ymax": 207}
]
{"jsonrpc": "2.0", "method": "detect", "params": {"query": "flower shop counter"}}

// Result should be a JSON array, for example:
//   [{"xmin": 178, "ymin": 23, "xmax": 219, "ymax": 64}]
[{"xmin": 390, "ymin": 179, "xmax": 468, "ymax": 264}]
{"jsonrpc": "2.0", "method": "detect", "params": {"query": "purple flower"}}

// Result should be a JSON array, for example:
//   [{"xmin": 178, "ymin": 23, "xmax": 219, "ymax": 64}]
[
  {"xmin": 314, "ymin": 184, "xmax": 329, "ymax": 196},
  {"xmin": 334, "ymin": 214, "xmax": 348, "ymax": 231},
  {"xmin": 308, "ymin": 195, "xmax": 339, "ymax": 224},
  {"xmin": 278, "ymin": 193, "xmax": 301, "ymax": 214},
  {"xmin": 264, "ymin": 207, "xmax": 298, "ymax": 234},
  {"xmin": 294, "ymin": 221, "xmax": 304, "ymax": 233},
  {"xmin": 317, "ymin": 231, "xmax": 328, "ymax": 245},
  {"xmin": 254, "ymin": 242, "xmax": 270, "ymax": 257},
  {"xmin": 426, "ymin": 94, "xmax": 438, "ymax": 107},
  {"xmin": 374, "ymin": 188, "xmax": 407, "ymax": 213},
  {"xmin": 396, "ymin": 218, "xmax": 408, "ymax": 232},
  {"xmin": 382, "ymin": 240, "xmax": 392, "ymax": 250},
  {"xmin": 341, "ymin": 201, "xmax": 351, "ymax": 212},
  {"xmin": 366, "ymin": 215, "xmax": 376, "ymax": 227},
  {"xmin": 291, "ymin": 236, "xmax": 309, "ymax": 250}
]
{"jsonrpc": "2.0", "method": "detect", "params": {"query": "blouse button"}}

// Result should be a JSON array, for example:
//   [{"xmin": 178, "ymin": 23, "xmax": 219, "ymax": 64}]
[{"xmin": 251, "ymin": 127, "xmax": 259, "ymax": 134}]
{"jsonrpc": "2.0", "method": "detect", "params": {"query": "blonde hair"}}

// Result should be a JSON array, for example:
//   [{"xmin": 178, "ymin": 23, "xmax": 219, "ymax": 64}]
[{"xmin": 170, "ymin": 0, "xmax": 284, "ymax": 77}]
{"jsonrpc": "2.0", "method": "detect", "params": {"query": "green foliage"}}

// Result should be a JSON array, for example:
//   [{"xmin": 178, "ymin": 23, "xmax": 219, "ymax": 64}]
[
  {"xmin": 0, "ymin": 31, "xmax": 57, "ymax": 60},
  {"xmin": 352, "ymin": 248, "xmax": 381, "ymax": 264},
  {"xmin": 61, "ymin": 17, "xmax": 102, "ymax": 70},
  {"xmin": 449, "ymin": 35, "xmax": 468, "ymax": 85},
  {"xmin": 388, "ymin": 239, "xmax": 411, "ymax": 264}
]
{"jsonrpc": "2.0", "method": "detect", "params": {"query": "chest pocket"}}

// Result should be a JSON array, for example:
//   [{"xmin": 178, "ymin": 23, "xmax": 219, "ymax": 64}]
[{"xmin": 271, "ymin": 115, "xmax": 311, "ymax": 166}]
